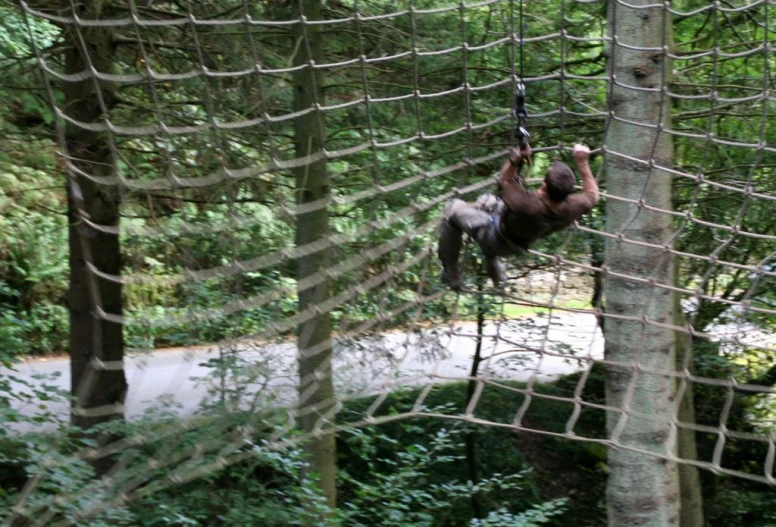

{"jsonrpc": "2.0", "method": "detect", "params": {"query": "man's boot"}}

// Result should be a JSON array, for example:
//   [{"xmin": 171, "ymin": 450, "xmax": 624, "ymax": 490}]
[{"xmin": 441, "ymin": 262, "xmax": 463, "ymax": 291}]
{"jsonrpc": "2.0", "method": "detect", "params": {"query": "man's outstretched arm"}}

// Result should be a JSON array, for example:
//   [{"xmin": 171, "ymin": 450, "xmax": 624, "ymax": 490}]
[
  {"xmin": 572, "ymin": 144, "xmax": 600, "ymax": 203},
  {"xmin": 500, "ymin": 143, "xmax": 532, "ymax": 189}
]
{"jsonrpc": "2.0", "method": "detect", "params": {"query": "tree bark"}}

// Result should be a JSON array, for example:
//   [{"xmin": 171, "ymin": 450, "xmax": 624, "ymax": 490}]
[
  {"xmin": 292, "ymin": 0, "xmax": 337, "ymax": 510},
  {"xmin": 674, "ymin": 302, "xmax": 706, "ymax": 527},
  {"xmin": 603, "ymin": 2, "xmax": 680, "ymax": 526},
  {"xmin": 465, "ymin": 269, "xmax": 486, "ymax": 520},
  {"xmin": 64, "ymin": 1, "xmax": 127, "ymax": 448}
]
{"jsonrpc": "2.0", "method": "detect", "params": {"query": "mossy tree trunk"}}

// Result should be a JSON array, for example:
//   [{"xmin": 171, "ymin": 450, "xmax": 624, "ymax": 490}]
[
  {"xmin": 292, "ymin": 0, "xmax": 337, "ymax": 510},
  {"xmin": 603, "ymin": 1, "xmax": 680, "ymax": 525},
  {"xmin": 63, "ymin": 0, "xmax": 127, "ymax": 454}
]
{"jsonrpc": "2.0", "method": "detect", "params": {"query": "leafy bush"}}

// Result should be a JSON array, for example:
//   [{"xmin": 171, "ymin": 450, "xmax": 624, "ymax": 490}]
[
  {"xmin": 338, "ymin": 425, "xmax": 562, "ymax": 527},
  {"xmin": 0, "ymin": 416, "xmax": 564, "ymax": 526},
  {"xmin": 1, "ymin": 389, "xmax": 565, "ymax": 527}
]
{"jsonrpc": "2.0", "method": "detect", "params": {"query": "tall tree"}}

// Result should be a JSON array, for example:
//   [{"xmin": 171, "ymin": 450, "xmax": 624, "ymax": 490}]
[
  {"xmin": 292, "ymin": 0, "xmax": 337, "ymax": 509},
  {"xmin": 603, "ymin": 1, "xmax": 680, "ymax": 525},
  {"xmin": 63, "ymin": 0, "xmax": 127, "ymax": 449},
  {"xmin": 674, "ymin": 299, "xmax": 705, "ymax": 527}
]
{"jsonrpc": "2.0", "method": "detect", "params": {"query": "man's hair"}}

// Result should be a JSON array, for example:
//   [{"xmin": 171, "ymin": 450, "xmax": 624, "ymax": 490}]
[{"xmin": 544, "ymin": 161, "xmax": 575, "ymax": 202}]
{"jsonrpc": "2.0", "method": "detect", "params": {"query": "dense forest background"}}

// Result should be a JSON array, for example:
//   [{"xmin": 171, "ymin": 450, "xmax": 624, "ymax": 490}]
[{"xmin": 1, "ymin": 0, "xmax": 775, "ymax": 525}]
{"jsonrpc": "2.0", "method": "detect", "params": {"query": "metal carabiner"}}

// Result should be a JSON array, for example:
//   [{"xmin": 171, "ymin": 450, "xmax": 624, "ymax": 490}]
[{"xmin": 514, "ymin": 83, "xmax": 528, "ymax": 122}]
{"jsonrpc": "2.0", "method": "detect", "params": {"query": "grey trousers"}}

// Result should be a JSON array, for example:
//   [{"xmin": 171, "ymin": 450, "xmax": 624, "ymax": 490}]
[{"xmin": 437, "ymin": 194, "xmax": 523, "ymax": 286}]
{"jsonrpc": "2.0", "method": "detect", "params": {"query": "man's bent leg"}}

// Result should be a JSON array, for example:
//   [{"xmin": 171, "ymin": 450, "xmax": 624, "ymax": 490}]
[
  {"xmin": 438, "ymin": 223, "xmax": 463, "ymax": 290},
  {"xmin": 474, "ymin": 214, "xmax": 520, "ymax": 288},
  {"xmin": 485, "ymin": 257, "xmax": 507, "ymax": 286},
  {"xmin": 438, "ymin": 199, "xmax": 491, "ymax": 290}
]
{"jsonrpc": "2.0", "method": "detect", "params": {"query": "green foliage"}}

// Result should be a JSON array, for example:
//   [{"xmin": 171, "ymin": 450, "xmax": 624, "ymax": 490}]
[
  {"xmin": 339, "ymin": 377, "xmax": 607, "ymax": 526},
  {"xmin": 19, "ymin": 440, "xmax": 135, "ymax": 526},
  {"xmin": 705, "ymin": 483, "xmax": 776, "ymax": 527},
  {"xmin": 0, "ymin": 416, "xmax": 562, "ymax": 526},
  {"xmin": 0, "ymin": 80, "xmax": 68, "ymax": 354},
  {"xmin": 128, "ymin": 434, "xmax": 335, "ymax": 527},
  {"xmin": 0, "ymin": 284, "xmax": 27, "ymax": 363},
  {"xmin": 338, "ymin": 426, "xmax": 552, "ymax": 527},
  {"xmin": 0, "ymin": 3, "xmax": 59, "ymax": 60},
  {"xmin": 469, "ymin": 503, "xmax": 568, "ymax": 527}
]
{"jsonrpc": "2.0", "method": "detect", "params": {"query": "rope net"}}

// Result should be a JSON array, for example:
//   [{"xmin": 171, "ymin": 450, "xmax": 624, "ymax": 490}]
[{"xmin": 7, "ymin": 0, "xmax": 776, "ymax": 522}]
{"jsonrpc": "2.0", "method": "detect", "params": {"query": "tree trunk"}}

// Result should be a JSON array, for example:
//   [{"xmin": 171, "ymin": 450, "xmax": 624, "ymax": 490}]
[
  {"xmin": 674, "ymin": 304, "xmax": 706, "ymax": 527},
  {"xmin": 292, "ymin": 0, "xmax": 337, "ymax": 509},
  {"xmin": 465, "ymin": 268, "xmax": 486, "ymax": 520},
  {"xmin": 604, "ymin": 2, "xmax": 680, "ymax": 525},
  {"xmin": 64, "ymin": 1, "xmax": 127, "ymax": 449}
]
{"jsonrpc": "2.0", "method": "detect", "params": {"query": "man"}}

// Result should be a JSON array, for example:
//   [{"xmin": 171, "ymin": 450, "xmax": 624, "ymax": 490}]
[{"xmin": 438, "ymin": 143, "xmax": 599, "ymax": 290}]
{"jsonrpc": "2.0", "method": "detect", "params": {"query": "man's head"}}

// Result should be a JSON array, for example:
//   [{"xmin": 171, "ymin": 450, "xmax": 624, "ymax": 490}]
[{"xmin": 541, "ymin": 161, "xmax": 575, "ymax": 202}]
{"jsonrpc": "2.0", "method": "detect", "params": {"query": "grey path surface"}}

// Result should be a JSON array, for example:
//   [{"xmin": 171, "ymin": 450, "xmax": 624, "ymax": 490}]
[
  {"xmin": 7, "ymin": 309, "xmax": 770, "ymax": 433},
  {"xmin": 4, "ymin": 313, "xmax": 603, "ymax": 431}
]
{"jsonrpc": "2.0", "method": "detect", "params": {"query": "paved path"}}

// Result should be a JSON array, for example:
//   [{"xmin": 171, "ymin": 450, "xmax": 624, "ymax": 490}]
[
  {"xmin": 8, "ymin": 308, "xmax": 771, "ymax": 434},
  {"xmin": 5, "ymin": 313, "xmax": 607, "ymax": 431}
]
